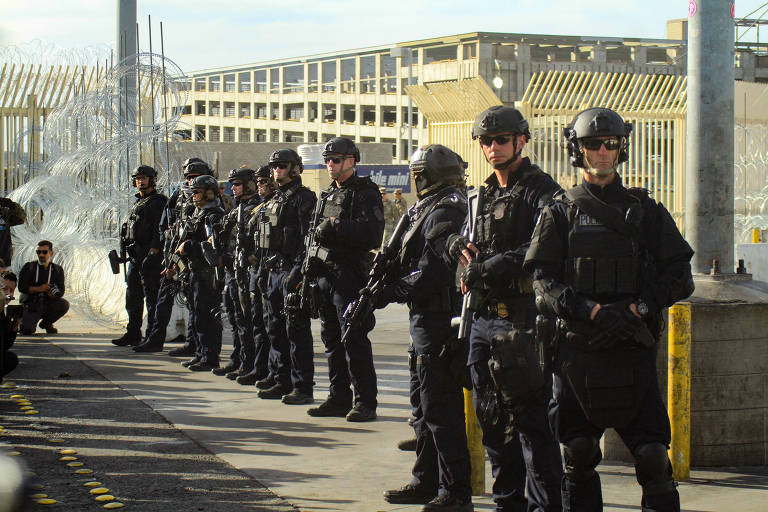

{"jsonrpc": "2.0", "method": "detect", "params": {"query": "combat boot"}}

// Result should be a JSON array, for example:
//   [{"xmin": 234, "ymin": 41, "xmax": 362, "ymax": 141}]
[
  {"xmin": 257, "ymin": 384, "xmax": 290, "ymax": 399},
  {"xmin": 112, "ymin": 332, "xmax": 141, "ymax": 347},
  {"xmin": 281, "ymin": 390, "xmax": 314, "ymax": 405},
  {"xmin": 236, "ymin": 373, "xmax": 260, "ymax": 385},
  {"xmin": 255, "ymin": 376, "xmax": 276, "ymax": 389},
  {"xmin": 212, "ymin": 363, "xmax": 238, "ymax": 376},
  {"xmin": 346, "ymin": 403, "xmax": 377, "ymax": 422},
  {"xmin": 181, "ymin": 356, "xmax": 201, "ymax": 368},
  {"xmin": 133, "ymin": 341, "xmax": 164, "ymax": 353},
  {"xmin": 384, "ymin": 483, "xmax": 436, "ymax": 505},
  {"xmin": 397, "ymin": 437, "xmax": 417, "ymax": 451},
  {"xmin": 422, "ymin": 494, "xmax": 473, "ymax": 511},
  {"xmin": 188, "ymin": 359, "xmax": 220, "ymax": 372},
  {"xmin": 307, "ymin": 399, "xmax": 351, "ymax": 418},
  {"xmin": 168, "ymin": 346, "xmax": 195, "ymax": 357}
]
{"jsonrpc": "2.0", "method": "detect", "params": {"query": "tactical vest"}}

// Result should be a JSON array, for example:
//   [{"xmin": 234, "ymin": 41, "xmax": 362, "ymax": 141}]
[
  {"xmin": 475, "ymin": 166, "xmax": 543, "ymax": 255},
  {"xmin": 125, "ymin": 192, "xmax": 166, "ymax": 243},
  {"xmin": 564, "ymin": 188, "xmax": 646, "ymax": 298},
  {"xmin": 256, "ymin": 187, "xmax": 300, "ymax": 258},
  {"xmin": 399, "ymin": 187, "xmax": 466, "ymax": 268}
]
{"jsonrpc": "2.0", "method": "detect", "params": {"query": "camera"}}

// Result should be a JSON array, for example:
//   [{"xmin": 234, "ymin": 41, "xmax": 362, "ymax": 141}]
[
  {"xmin": 5, "ymin": 304, "xmax": 23, "ymax": 319},
  {"xmin": 49, "ymin": 284, "xmax": 63, "ymax": 298}
]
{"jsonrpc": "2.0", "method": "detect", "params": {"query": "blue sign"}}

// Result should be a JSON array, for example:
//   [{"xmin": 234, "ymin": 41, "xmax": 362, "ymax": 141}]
[{"xmin": 356, "ymin": 165, "xmax": 411, "ymax": 193}]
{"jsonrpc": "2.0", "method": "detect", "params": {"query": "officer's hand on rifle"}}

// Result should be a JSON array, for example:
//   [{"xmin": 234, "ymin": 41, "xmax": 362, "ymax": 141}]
[
  {"xmin": 161, "ymin": 265, "xmax": 177, "ymax": 278},
  {"xmin": 460, "ymin": 261, "xmax": 487, "ymax": 294},
  {"xmin": 175, "ymin": 242, "xmax": 188, "ymax": 255},
  {"xmin": 447, "ymin": 234, "xmax": 480, "ymax": 267},
  {"xmin": 315, "ymin": 218, "xmax": 335, "ymax": 243}
]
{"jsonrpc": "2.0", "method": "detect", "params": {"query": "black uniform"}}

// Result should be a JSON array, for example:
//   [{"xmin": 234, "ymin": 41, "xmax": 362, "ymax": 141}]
[
  {"xmin": 0, "ymin": 197, "xmax": 25, "ymax": 267},
  {"xmin": 308, "ymin": 173, "xmax": 384, "ymax": 415},
  {"xmin": 459, "ymin": 158, "xmax": 563, "ymax": 512},
  {"xmin": 123, "ymin": 190, "xmax": 167, "ymax": 341},
  {"xmin": 254, "ymin": 178, "xmax": 317, "ymax": 397},
  {"xmin": 383, "ymin": 186, "xmax": 472, "ymax": 503},
  {"xmin": 179, "ymin": 202, "xmax": 225, "ymax": 364},
  {"xmin": 523, "ymin": 177, "xmax": 694, "ymax": 512}
]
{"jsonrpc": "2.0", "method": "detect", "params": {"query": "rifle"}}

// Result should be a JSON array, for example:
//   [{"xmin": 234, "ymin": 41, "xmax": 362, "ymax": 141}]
[
  {"xmin": 108, "ymin": 222, "xmax": 129, "ymax": 282},
  {"xmin": 293, "ymin": 192, "xmax": 329, "ymax": 319},
  {"xmin": 340, "ymin": 213, "xmax": 409, "ymax": 345},
  {"xmin": 203, "ymin": 216, "xmax": 224, "ymax": 288},
  {"xmin": 457, "ymin": 185, "xmax": 485, "ymax": 340}
]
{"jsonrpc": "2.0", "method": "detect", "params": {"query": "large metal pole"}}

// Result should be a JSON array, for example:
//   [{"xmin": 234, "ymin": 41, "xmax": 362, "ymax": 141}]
[
  {"xmin": 117, "ymin": 0, "xmax": 137, "ymax": 175},
  {"xmin": 685, "ymin": 0, "xmax": 735, "ymax": 274},
  {"xmin": 407, "ymin": 52, "xmax": 413, "ymax": 159}
]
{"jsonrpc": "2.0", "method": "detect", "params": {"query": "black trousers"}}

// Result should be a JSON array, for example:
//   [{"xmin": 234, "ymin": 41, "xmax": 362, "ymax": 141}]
[{"xmin": 21, "ymin": 296, "xmax": 69, "ymax": 333}]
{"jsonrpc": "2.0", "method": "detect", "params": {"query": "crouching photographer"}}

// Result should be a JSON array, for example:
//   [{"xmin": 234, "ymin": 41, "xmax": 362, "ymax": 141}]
[
  {"xmin": 18, "ymin": 241, "xmax": 69, "ymax": 335},
  {"xmin": 1, "ymin": 271, "xmax": 21, "ymax": 381}
]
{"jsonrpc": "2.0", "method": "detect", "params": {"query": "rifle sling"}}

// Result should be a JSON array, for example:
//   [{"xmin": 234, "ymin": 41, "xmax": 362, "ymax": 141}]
[{"xmin": 565, "ymin": 186, "xmax": 637, "ymax": 238}]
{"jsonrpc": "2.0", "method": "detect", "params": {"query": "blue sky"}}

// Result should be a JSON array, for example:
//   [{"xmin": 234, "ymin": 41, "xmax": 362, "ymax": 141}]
[{"xmin": 2, "ymin": 1, "xmax": 767, "ymax": 73}]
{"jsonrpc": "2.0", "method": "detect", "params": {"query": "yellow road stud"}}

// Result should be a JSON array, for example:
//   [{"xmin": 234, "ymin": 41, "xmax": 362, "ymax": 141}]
[
  {"xmin": 59, "ymin": 449, "xmax": 77, "ymax": 455},
  {"xmin": 31, "ymin": 493, "xmax": 48, "ymax": 498},
  {"xmin": 67, "ymin": 461, "xmax": 84, "ymax": 467},
  {"xmin": 49, "ymin": 439, "xmax": 66, "ymax": 443},
  {"xmin": 103, "ymin": 503, "xmax": 124, "ymax": 509},
  {"xmin": 60, "ymin": 456, "xmax": 77, "ymax": 461},
  {"xmin": 89, "ymin": 487, "xmax": 110, "ymax": 495},
  {"xmin": 95, "ymin": 495, "xmax": 115, "ymax": 502},
  {"xmin": 8, "ymin": 451, "xmax": 20, "ymax": 456},
  {"xmin": 37, "ymin": 499, "xmax": 57, "ymax": 505},
  {"xmin": 74, "ymin": 469, "xmax": 93, "ymax": 474},
  {"xmin": 20, "ymin": 406, "xmax": 34, "ymax": 411},
  {"xmin": 10, "ymin": 394, "xmax": 24, "ymax": 399},
  {"xmin": 83, "ymin": 481, "xmax": 103, "ymax": 487},
  {"xmin": 23, "ymin": 410, "xmax": 39, "ymax": 415}
]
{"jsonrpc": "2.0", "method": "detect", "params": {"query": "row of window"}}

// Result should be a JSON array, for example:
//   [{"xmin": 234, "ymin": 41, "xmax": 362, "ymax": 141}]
[{"xmin": 185, "ymin": 102, "xmax": 421, "ymax": 127}]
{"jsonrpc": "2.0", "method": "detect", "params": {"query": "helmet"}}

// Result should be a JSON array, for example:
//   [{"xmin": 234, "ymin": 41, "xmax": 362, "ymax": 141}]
[
  {"xmin": 183, "ymin": 160, "xmax": 213, "ymax": 178},
  {"xmin": 323, "ymin": 137, "xmax": 360, "ymax": 163},
  {"xmin": 131, "ymin": 165, "xmax": 157, "ymax": 187},
  {"xmin": 182, "ymin": 157, "xmax": 204, "ymax": 170},
  {"xmin": 268, "ymin": 148, "xmax": 303, "ymax": 174},
  {"xmin": 409, "ymin": 144, "xmax": 467, "ymax": 199},
  {"xmin": 563, "ymin": 107, "xmax": 633, "ymax": 168},
  {"xmin": 190, "ymin": 175, "xmax": 220, "ymax": 194},
  {"xmin": 255, "ymin": 164, "xmax": 272, "ymax": 179},
  {"xmin": 228, "ymin": 166, "xmax": 257, "ymax": 196},
  {"xmin": 472, "ymin": 106, "xmax": 530, "ymax": 141}
]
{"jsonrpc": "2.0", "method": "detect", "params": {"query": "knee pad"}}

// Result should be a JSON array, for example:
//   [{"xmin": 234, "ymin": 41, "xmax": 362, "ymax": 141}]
[
  {"xmin": 633, "ymin": 443, "xmax": 676, "ymax": 496},
  {"xmin": 563, "ymin": 436, "xmax": 601, "ymax": 482}
]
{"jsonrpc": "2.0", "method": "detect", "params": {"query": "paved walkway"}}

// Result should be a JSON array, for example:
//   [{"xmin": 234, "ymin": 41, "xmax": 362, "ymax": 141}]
[{"xmin": 7, "ymin": 306, "xmax": 768, "ymax": 511}]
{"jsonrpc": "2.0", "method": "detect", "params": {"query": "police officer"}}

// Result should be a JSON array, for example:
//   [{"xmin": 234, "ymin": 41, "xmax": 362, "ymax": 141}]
[
  {"xmin": 524, "ymin": 107, "xmax": 694, "ymax": 512},
  {"xmin": 136, "ymin": 159, "xmax": 211, "ymax": 353},
  {"xmin": 380, "ymin": 145, "xmax": 472, "ymax": 512},
  {"xmin": 446, "ymin": 106, "xmax": 563, "ymax": 511},
  {"xmin": 174, "ymin": 174, "xmax": 225, "ymax": 371},
  {"xmin": 244, "ymin": 165, "xmax": 280, "ymax": 387},
  {"xmin": 211, "ymin": 167, "xmax": 262, "ymax": 381},
  {"xmin": 112, "ymin": 165, "xmax": 167, "ymax": 348},
  {"xmin": 393, "ymin": 188, "xmax": 408, "ymax": 217},
  {"xmin": 252, "ymin": 149, "xmax": 317, "ymax": 403},
  {"xmin": 304, "ymin": 137, "xmax": 383, "ymax": 421}
]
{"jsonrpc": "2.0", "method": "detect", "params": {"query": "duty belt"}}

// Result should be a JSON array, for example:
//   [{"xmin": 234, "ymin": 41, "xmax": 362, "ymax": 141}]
[{"xmin": 485, "ymin": 295, "xmax": 532, "ymax": 322}]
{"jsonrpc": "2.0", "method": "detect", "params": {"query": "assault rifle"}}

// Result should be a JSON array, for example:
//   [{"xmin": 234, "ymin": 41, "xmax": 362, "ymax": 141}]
[
  {"xmin": 292, "ymin": 192, "xmax": 329, "ymax": 319},
  {"xmin": 340, "ymin": 213, "xmax": 409, "ymax": 345},
  {"xmin": 203, "ymin": 216, "xmax": 224, "ymax": 288},
  {"xmin": 108, "ymin": 222, "xmax": 129, "ymax": 282},
  {"xmin": 456, "ymin": 185, "xmax": 485, "ymax": 340}
]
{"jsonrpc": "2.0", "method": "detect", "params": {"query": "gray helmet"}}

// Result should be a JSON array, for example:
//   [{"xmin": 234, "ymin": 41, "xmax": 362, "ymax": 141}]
[
  {"xmin": 409, "ymin": 144, "xmax": 467, "ymax": 199},
  {"xmin": 268, "ymin": 148, "xmax": 303, "ymax": 174},
  {"xmin": 323, "ymin": 137, "xmax": 360, "ymax": 163},
  {"xmin": 472, "ymin": 106, "xmax": 530, "ymax": 141},
  {"xmin": 183, "ymin": 160, "xmax": 213, "ymax": 178},
  {"xmin": 563, "ymin": 107, "xmax": 633, "ymax": 168}
]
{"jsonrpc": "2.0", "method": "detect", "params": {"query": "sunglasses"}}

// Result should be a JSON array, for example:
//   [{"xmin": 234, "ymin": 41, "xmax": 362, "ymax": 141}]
[
  {"xmin": 479, "ymin": 134, "xmax": 514, "ymax": 147},
  {"xmin": 581, "ymin": 138, "xmax": 621, "ymax": 151},
  {"xmin": 36, "ymin": 250, "xmax": 49, "ymax": 255},
  {"xmin": 324, "ymin": 156, "xmax": 343, "ymax": 164},
  {"xmin": 256, "ymin": 178, "xmax": 270, "ymax": 184},
  {"xmin": 270, "ymin": 162, "xmax": 290, "ymax": 170},
  {"xmin": 192, "ymin": 189, "xmax": 203, "ymax": 194},
  {"xmin": 230, "ymin": 181, "xmax": 244, "ymax": 187}
]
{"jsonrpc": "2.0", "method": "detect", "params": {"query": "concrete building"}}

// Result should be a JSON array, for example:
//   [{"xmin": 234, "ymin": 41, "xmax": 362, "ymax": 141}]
[{"xmin": 175, "ymin": 21, "xmax": 767, "ymax": 163}]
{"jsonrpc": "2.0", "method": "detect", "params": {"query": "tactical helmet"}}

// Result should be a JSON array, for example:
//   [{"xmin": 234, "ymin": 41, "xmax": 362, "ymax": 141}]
[
  {"xmin": 409, "ymin": 144, "xmax": 467, "ymax": 199},
  {"xmin": 472, "ymin": 106, "xmax": 530, "ymax": 141},
  {"xmin": 268, "ymin": 148, "xmax": 304, "ymax": 174},
  {"xmin": 228, "ymin": 166, "xmax": 257, "ymax": 196},
  {"xmin": 131, "ymin": 165, "xmax": 157, "ymax": 187},
  {"xmin": 182, "ymin": 157, "xmax": 204, "ymax": 170},
  {"xmin": 563, "ymin": 107, "xmax": 633, "ymax": 168},
  {"xmin": 323, "ymin": 137, "xmax": 360, "ymax": 163},
  {"xmin": 190, "ymin": 175, "xmax": 220, "ymax": 194},
  {"xmin": 183, "ymin": 160, "xmax": 213, "ymax": 178},
  {"xmin": 255, "ymin": 164, "xmax": 272, "ymax": 179}
]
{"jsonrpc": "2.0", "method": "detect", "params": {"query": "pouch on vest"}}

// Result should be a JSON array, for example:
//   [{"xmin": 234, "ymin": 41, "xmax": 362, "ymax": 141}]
[{"xmin": 488, "ymin": 329, "xmax": 545, "ymax": 408}]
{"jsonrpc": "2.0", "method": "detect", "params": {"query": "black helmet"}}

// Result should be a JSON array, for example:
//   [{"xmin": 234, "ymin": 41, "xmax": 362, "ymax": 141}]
[
  {"xmin": 409, "ymin": 144, "xmax": 467, "ymax": 199},
  {"xmin": 563, "ymin": 107, "xmax": 633, "ymax": 168},
  {"xmin": 472, "ymin": 106, "xmax": 530, "ymax": 141},
  {"xmin": 182, "ymin": 157, "xmax": 204, "ymax": 170},
  {"xmin": 255, "ymin": 164, "xmax": 272, "ymax": 179},
  {"xmin": 323, "ymin": 137, "xmax": 360, "ymax": 163},
  {"xmin": 190, "ymin": 174, "xmax": 219, "ymax": 193},
  {"xmin": 131, "ymin": 165, "xmax": 157, "ymax": 179},
  {"xmin": 228, "ymin": 166, "xmax": 255, "ymax": 183},
  {"xmin": 268, "ymin": 148, "xmax": 303, "ymax": 174},
  {"xmin": 183, "ymin": 160, "xmax": 213, "ymax": 178}
]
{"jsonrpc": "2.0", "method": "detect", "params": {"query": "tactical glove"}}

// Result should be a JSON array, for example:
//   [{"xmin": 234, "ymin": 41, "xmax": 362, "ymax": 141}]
[
  {"xmin": 446, "ymin": 233, "xmax": 471, "ymax": 262},
  {"xmin": 315, "ymin": 219, "xmax": 334, "ymax": 243},
  {"xmin": 461, "ymin": 261, "xmax": 486, "ymax": 289}
]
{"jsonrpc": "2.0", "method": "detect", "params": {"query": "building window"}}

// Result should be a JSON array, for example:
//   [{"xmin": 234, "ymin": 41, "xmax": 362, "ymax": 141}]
[
  {"xmin": 224, "ymin": 102, "xmax": 235, "ymax": 117},
  {"xmin": 194, "ymin": 125, "xmax": 206, "ymax": 141},
  {"xmin": 270, "ymin": 67, "xmax": 280, "ymax": 93},
  {"xmin": 308, "ymin": 101, "xmax": 318, "ymax": 122},
  {"xmin": 360, "ymin": 55, "xmax": 376, "ymax": 93},
  {"xmin": 270, "ymin": 102, "xmax": 279, "ymax": 120},
  {"xmin": 174, "ymin": 129, "xmax": 192, "ymax": 140},
  {"xmin": 322, "ymin": 60, "xmax": 336, "ymax": 92},
  {"xmin": 308, "ymin": 131, "xmax": 318, "ymax": 142},
  {"xmin": 209, "ymin": 76, "xmax": 220, "ymax": 92},
  {"xmin": 382, "ymin": 106, "xmax": 396, "ymax": 127},
  {"xmin": 254, "ymin": 69, "xmax": 267, "ymax": 92},
  {"xmin": 209, "ymin": 101, "xmax": 220, "ymax": 116},
  {"xmin": 270, "ymin": 129, "xmax": 279, "ymax": 142},
  {"xmin": 224, "ymin": 73, "xmax": 236, "ymax": 92},
  {"xmin": 255, "ymin": 129, "xmax": 267, "ymax": 142},
  {"xmin": 379, "ymin": 53, "xmax": 397, "ymax": 94},
  {"xmin": 283, "ymin": 64, "xmax": 304, "ymax": 94},
  {"xmin": 362, "ymin": 106, "xmax": 375, "ymax": 126},
  {"xmin": 463, "ymin": 43, "xmax": 477, "ymax": 60},
  {"xmin": 194, "ymin": 78, "xmax": 206, "ymax": 92},
  {"xmin": 177, "ymin": 105, "xmax": 192, "ymax": 116},
  {"xmin": 401, "ymin": 106, "xmax": 418, "ymax": 126},
  {"xmin": 239, "ymin": 128, "xmax": 250, "ymax": 142},
  {"xmin": 238, "ymin": 72, "xmax": 251, "ymax": 92},
  {"xmin": 223, "ymin": 126, "xmax": 235, "ymax": 142},
  {"xmin": 255, "ymin": 103, "xmax": 267, "ymax": 119},
  {"xmin": 323, "ymin": 104, "xmax": 336, "ymax": 123},
  {"xmin": 238, "ymin": 102, "xmax": 250, "ymax": 118},
  {"xmin": 285, "ymin": 131, "xmax": 303, "ymax": 143},
  {"xmin": 308, "ymin": 63, "xmax": 318, "ymax": 93},
  {"xmin": 284, "ymin": 103, "xmax": 304, "ymax": 121},
  {"xmin": 341, "ymin": 58, "xmax": 356, "ymax": 93},
  {"xmin": 424, "ymin": 45, "xmax": 457, "ymax": 64},
  {"xmin": 209, "ymin": 126, "xmax": 220, "ymax": 142},
  {"xmin": 341, "ymin": 104, "xmax": 356, "ymax": 124}
]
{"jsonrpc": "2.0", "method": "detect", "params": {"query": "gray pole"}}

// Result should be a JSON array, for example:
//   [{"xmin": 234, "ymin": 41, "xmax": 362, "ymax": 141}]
[
  {"xmin": 685, "ymin": 0, "xmax": 735, "ymax": 274},
  {"xmin": 116, "ymin": 0, "xmax": 137, "ymax": 135},
  {"xmin": 407, "ymin": 51, "xmax": 413, "ymax": 159}
]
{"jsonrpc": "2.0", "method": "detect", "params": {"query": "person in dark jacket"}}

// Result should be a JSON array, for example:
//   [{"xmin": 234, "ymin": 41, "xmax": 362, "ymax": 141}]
[
  {"xmin": 18, "ymin": 241, "xmax": 69, "ymax": 335},
  {"xmin": 524, "ymin": 107, "xmax": 694, "ymax": 512},
  {"xmin": 0, "ymin": 197, "xmax": 26, "ymax": 270}
]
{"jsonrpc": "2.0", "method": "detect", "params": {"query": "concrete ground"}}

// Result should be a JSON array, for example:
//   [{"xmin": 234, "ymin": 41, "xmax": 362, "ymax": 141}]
[{"xmin": 1, "ymin": 304, "xmax": 767, "ymax": 511}]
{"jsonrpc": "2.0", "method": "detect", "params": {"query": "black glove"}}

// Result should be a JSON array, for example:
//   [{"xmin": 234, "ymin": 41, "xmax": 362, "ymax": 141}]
[
  {"xmin": 591, "ymin": 303, "xmax": 636, "ymax": 348},
  {"xmin": 374, "ymin": 285, "xmax": 396, "ymax": 309},
  {"xmin": 446, "ymin": 233, "xmax": 471, "ymax": 262},
  {"xmin": 461, "ymin": 261, "xmax": 486, "ymax": 289},
  {"xmin": 285, "ymin": 266, "xmax": 303, "ymax": 291},
  {"xmin": 315, "ymin": 219, "xmax": 334, "ymax": 243}
]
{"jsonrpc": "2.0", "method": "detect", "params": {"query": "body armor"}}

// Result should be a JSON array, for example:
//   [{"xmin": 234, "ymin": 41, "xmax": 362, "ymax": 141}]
[
  {"xmin": 256, "ymin": 188, "xmax": 300, "ymax": 262},
  {"xmin": 315, "ymin": 176, "xmax": 380, "ymax": 257},
  {"xmin": 125, "ymin": 191, "xmax": 166, "ymax": 254}
]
